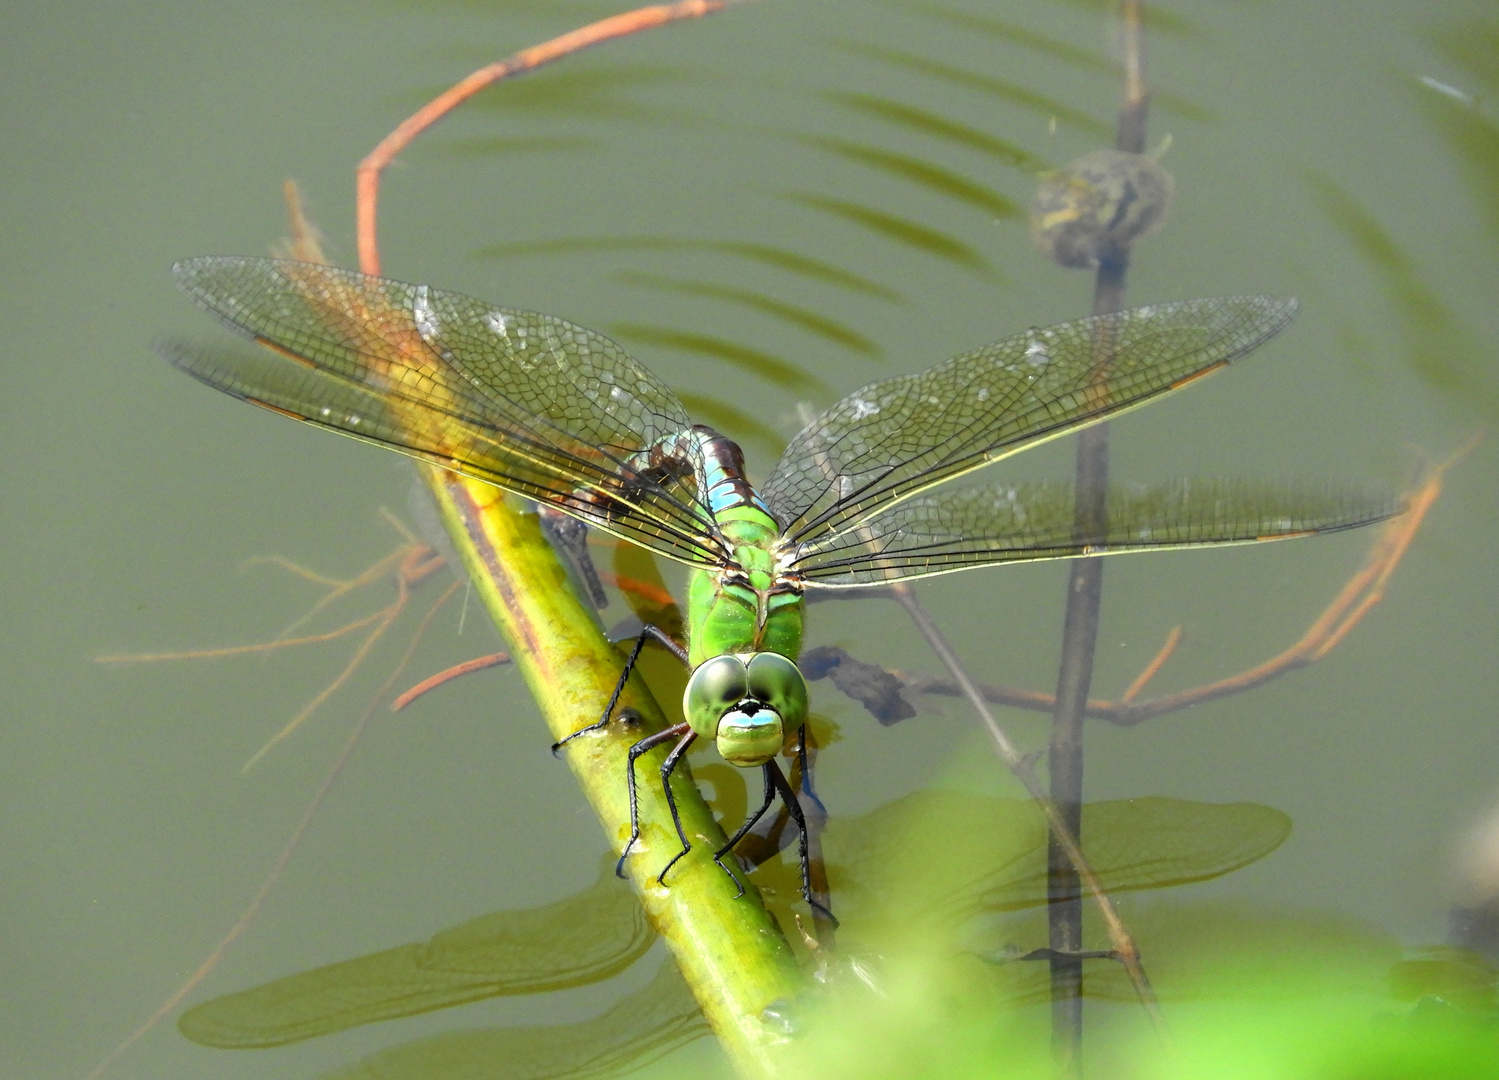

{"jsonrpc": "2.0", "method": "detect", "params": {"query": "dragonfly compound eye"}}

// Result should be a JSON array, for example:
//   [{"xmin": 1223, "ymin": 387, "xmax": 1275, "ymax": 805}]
[
  {"xmin": 683, "ymin": 654, "xmax": 751, "ymax": 740},
  {"xmin": 683, "ymin": 652, "xmax": 805, "ymax": 767},
  {"xmin": 716, "ymin": 653, "xmax": 807, "ymax": 767},
  {"xmin": 745, "ymin": 652, "xmax": 808, "ymax": 730}
]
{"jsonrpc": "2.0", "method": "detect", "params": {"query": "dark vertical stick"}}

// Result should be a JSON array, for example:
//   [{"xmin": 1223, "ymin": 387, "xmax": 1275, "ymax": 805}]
[{"xmin": 1047, "ymin": 4, "xmax": 1149, "ymax": 1074}]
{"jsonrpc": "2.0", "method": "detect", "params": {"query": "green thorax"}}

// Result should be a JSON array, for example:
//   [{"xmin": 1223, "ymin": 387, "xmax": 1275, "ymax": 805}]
[{"xmin": 686, "ymin": 504, "xmax": 804, "ymax": 669}]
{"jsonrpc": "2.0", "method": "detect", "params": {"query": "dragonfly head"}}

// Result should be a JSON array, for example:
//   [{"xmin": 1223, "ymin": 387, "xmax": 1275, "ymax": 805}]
[{"xmin": 683, "ymin": 652, "xmax": 808, "ymax": 768}]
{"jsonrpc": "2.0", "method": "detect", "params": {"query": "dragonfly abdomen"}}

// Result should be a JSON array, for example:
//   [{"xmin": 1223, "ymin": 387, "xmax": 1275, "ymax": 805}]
[{"xmin": 634, "ymin": 425, "xmax": 776, "ymax": 523}]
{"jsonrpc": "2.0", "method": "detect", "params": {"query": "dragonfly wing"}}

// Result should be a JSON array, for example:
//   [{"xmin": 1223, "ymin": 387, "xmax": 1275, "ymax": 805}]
[
  {"xmin": 763, "ymin": 296, "xmax": 1298, "ymax": 547},
  {"xmin": 170, "ymin": 257, "xmax": 725, "ymax": 568},
  {"xmin": 790, "ymin": 478, "xmax": 1402, "ymax": 586}
]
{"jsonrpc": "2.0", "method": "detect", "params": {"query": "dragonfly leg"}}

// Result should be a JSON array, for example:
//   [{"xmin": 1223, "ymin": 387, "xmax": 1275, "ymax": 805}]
[
  {"xmin": 793, "ymin": 726, "xmax": 837, "ymax": 930},
  {"xmin": 654, "ymin": 730, "xmax": 701, "ymax": 886},
  {"xmin": 621, "ymin": 623, "xmax": 690, "ymax": 665},
  {"xmin": 551, "ymin": 624, "xmax": 684, "ymax": 754},
  {"xmin": 616, "ymin": 722, "xmax": 692, "ymax": 879},
  {"xmin": 735, "ymin": 726, "xmax": 820, "ymax": 872},
  {"xmin": 537, "ymin": 506, "xmax": 607, "ymax": 610},
  {"xmin": 793, "ymin": 723, "xmax": 830, "ymax": 826},
  {"xmin": 768, "ymin": 755, "xmax": 838, "ymax": 927},
  {"xmin": 713, "ymin": 764, "xmax": 779, "ymax": 899}
]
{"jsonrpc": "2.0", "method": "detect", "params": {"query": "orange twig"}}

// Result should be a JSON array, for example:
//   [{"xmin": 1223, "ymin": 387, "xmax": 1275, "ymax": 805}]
[
  {"xmin": 355, "ymin": 0, "xmax": 730, "ymax": 275},
  {"xmin": 95, "ymin": 612, "xmax": 387, "ymax": 664},
  {"xmin": 392, "ymin": 651, "xmax": 512, "ymax": 711},
  {"xmin": 1120, "ymin": 626, "xmax": 1182, "ymax": 704},
  {"xmin": 241, "ymin": 545, "xmax": 441, "ymax": 770},
  {"xmin": 599, "ymin": 570, "xmax": 677, "ymax": 609},
  {"xmin": 86, "ymin": 565, "xmax": 458, "ymax": 1080}
]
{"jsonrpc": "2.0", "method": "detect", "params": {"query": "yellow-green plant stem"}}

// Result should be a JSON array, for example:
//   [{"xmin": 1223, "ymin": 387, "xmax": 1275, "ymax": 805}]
[{"xmin": 423, "ymin": 465, "xmax": 803, "ymax": 1076}]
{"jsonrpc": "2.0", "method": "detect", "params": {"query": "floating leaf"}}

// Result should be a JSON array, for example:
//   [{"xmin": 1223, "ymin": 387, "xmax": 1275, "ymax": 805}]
[
  {"xmin": 815, "ymin": 793, "xmax": 1290, "ymax": 927},
  {"xmin": 179, "ymin": 856, "xmax": 654, "ymax": 1048},
  {"xmin": 700, "ymin": 242, "xmax": 904, "ymax": 303},
  {"xmin": 905, "ymin": 2, "xmax": 1118, "ymax": 74},
  {"xmin": 1414, "ymin": 37, "xmax": 1499, "ymax": 244},
  {"xmin": 1433, "ymin": 18, "xmax": 1499, "ymax": 96},
  {"xmin": 1417, "ymin": 89, "xmax": 1499, "ymax": 238},
  {"xmin": 312, "ymin": 959, "xmax": 709, "ymax": 1080}
]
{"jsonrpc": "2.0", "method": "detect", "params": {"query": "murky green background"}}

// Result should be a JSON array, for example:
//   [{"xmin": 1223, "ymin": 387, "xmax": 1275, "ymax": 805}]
[{"xmin": 3, "ymin": 0, "xmax": 1496, "ymax": 1076}]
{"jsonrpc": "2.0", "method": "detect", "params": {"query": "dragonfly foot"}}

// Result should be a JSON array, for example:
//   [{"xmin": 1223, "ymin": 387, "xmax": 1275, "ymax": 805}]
[
  {"xmin": 552, "ymin": 708, "xmax": 641, "ymax": 756},
  {"xmin": 712, "ymin": 851, "xmax": 747, "ymax": 899},
  {"xmin": 656, "ymin": 843, "xmax": 691, "ymax": 887},
  {"xmin": 808, "ymin": 897, "xmax": 839, "ymax": 928},
  {"xmin": 614, "ymin": 839, "xmax": 637, "ymax": 879}
]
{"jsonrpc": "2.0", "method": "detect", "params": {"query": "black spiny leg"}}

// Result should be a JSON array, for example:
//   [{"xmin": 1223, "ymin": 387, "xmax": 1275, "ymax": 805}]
[
  {"xmin": 653, "ymin": 730, "xmax": 702, "ymax": 885},
  {"xmin": 552, "ymin": 624, "xmax": 687, "ymax": 754},
  {"xmin": 537, "ymin": 506, "xmax": 608, "ymax": 609},
  {"xmin": 713, "ymin": 764, "xmax": 779, "ymax": 898},
  {"xmin": 768, "ymin": 756, "xmax": 839, "ymax": 926},
  {"xmin": 793, "ymin": 725, "xmax": 836, "ymax": 930},
  {"xmin": 617, "ymin": 722, "xmax": 692, "ymax": 878}
]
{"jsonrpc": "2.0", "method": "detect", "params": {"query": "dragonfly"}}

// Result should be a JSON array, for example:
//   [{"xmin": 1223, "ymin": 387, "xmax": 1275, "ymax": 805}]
[{"xmin": 167, "ymin": 256, "xmax": 1395, "ymax": 920}]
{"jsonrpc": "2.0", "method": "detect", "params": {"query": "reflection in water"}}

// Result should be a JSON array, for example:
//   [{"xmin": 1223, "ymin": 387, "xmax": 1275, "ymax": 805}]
[{"xmin": 1307, "ymin": 173, "xmax": 1493, "ymax": 412}]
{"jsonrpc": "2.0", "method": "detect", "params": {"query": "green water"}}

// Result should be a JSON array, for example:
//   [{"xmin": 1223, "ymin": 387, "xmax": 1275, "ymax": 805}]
[{"xmin": 3, "ymin": 0, "xmax": 1496, "ymax": 1076}]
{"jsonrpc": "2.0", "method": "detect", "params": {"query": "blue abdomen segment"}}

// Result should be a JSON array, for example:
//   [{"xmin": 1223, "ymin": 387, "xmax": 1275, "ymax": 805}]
[{"xmin": 636, "ymin": 425, "xmax": 777, "ymax": 522}]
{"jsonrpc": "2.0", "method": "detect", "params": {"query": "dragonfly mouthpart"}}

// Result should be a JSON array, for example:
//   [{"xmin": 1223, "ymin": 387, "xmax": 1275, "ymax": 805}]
[{"xmin": 715, "ymin": 702, "xmax": 785, "ymax": 767}]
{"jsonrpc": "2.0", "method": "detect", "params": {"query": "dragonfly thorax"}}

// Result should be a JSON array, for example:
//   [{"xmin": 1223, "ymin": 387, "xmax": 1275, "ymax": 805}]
[
  {"xmin": 682, "ymin": 652, "xmax": 808, "ymax": 767},
  {"xmin": 686, "ymin": 525, "xmax": 805, "ymax": 669}
]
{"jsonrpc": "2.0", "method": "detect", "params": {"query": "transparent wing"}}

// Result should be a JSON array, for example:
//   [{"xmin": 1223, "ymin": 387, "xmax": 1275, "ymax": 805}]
[
  {"xmin": 791, "ymin": 478, "xmax": 1402, "ymax": 586},
  {"xmin": 763, "ymin": 297, "xmax": 1298, "ymax": 548},
  {"xmin": 170, "ymin": 257, "xmax": 726, "ymax": 568}
]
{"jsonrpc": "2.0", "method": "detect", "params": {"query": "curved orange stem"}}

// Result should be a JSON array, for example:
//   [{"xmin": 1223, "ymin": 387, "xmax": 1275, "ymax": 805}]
[{"xmin": 355, "ymin": 0, "xmax": 729, "ymax": 275}]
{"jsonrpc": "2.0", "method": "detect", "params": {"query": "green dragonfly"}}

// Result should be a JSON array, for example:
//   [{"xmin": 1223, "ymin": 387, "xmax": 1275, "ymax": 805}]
[{"xmin": 167, "ymin": 256, "xmax": 1395, "ymax": 919}]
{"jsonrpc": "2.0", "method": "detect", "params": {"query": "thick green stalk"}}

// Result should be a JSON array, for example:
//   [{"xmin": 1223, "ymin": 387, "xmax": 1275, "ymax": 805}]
[{"xmin": 421, "ymin": 465, "xmax": 802, "ymax": 1077}]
